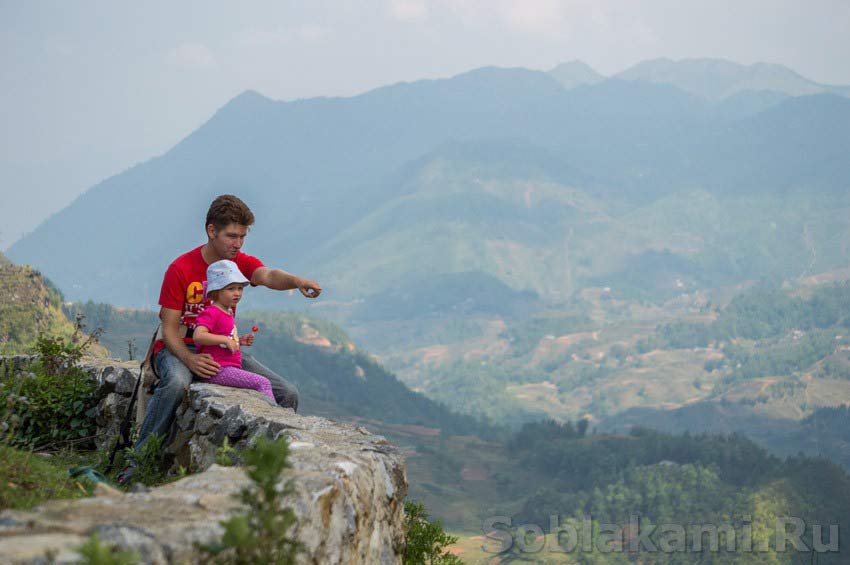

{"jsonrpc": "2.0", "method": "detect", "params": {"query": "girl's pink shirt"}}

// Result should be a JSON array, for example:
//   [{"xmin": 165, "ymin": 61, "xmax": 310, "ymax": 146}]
[{"xmin": 194, "ymin": 305, "xmax": 241, "ymax": 368}]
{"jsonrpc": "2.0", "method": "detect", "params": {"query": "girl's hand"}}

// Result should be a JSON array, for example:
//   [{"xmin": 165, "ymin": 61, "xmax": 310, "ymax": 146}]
[
  {"xmin": 239, "ymin": 333, "xmax": 254, "ymax": 346},
  {"xmin": 225, "ymin": 338, "xmax": 240, "ymax": 354}
]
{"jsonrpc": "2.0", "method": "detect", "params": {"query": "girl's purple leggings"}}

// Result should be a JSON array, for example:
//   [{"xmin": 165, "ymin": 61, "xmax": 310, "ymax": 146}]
[{"xmin": 206, "ymin": 366, "xmax": 275, "ymax": 400}]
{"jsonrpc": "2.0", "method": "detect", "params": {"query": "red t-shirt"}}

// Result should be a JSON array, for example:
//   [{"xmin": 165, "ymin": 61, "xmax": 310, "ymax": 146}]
[{"xmin": 153, "ymin": 246, "xmax": 264, "ymax": 355}]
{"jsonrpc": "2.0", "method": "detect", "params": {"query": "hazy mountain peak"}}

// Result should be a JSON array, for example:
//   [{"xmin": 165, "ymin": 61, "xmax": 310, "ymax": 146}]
[
  {"xmin": 229, "ymin": 89, "xmax": 272, "ymax": 105},
  {"xmin": 617, "ymin": 57, "xmax": 848, "ymax": 101},
  {"xmin": 168, "ymin": 88, "xmax": 278, "ymax": 158},
  {"xmin": 198, "ymin": 89, "xmax": 276, "ymax": 126},
  {"xmin": 547, "ymin": 60, "xmax": 605, "ymax": 90},
  {"xmin": 446, "ymin": 65, "xmax": 565, "ymax": 92},
  {"xmin": 212, "ymin": 89, "xmax": 276, "ymax": 117}
]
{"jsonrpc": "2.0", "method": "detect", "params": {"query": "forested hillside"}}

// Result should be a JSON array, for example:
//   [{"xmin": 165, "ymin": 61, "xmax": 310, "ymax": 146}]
[
  {"xmin": 0, "ymin": 262, "xmax": 80, "ymax": 355},
  {"xmin": 411, "ymin": 420, "xmax": 848, "ymax": 562}
]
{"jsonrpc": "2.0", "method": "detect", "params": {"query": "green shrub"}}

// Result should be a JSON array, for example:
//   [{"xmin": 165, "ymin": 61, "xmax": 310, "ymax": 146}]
[
  {"xmin": 119, "ymin": 433, "xmax": 168, "ymax": 488},
  {"xmin": 95, "ymin": 424, "xmax": 175, "ymax": 488},
  {"xmin": 1, "ymin": 325, "xmax": 103, "ymax": 449},
  {"xmin": 76, "ymin": 533, "xmax": 139, "ymax": 565},
  {"xmin": 402, "ymin": 500, "xmax": 462, "ymax": 564},
  {"xmin": 200, "ymin": 437, "xmax": 301, "ymax": 564}
]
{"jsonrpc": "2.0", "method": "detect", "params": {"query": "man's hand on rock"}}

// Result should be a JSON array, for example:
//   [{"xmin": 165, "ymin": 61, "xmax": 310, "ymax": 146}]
[
  {"xmin": 298, "ymin": 278, "xmax": 322, "ymax": 299},
  {"xmin": 187, "ymin": 353, "xmax": 220, "ymax": 378}
]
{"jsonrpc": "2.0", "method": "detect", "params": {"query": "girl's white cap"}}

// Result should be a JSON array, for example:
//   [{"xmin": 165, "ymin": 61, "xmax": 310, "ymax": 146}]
[{"xmin": 206, "ymin": 260, "xmax": 250, "ymax": 293}]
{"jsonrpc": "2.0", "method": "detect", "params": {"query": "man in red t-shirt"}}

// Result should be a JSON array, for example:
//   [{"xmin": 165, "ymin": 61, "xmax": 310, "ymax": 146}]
[{"xmin": 130, "ymin": 194, "xmax": 321, "ymax": 459}]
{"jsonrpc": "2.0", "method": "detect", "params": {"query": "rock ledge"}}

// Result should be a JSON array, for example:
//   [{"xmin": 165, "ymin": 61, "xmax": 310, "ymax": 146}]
[{"xmin": 0, "ymin": 379, "xmax": 407, "ymax": 564}]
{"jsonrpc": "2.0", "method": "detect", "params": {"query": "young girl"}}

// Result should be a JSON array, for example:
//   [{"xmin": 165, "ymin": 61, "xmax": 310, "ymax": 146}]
[{"xmin": 192, "ymin": 260, "xmax": 275, "ymax": 401}]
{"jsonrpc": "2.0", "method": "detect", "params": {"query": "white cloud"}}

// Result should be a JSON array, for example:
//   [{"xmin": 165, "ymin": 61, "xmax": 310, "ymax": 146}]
[
  {"xmin": 232, "ymin": 29, "xmax": 290, "ymax": 49},
  {"xmin": 231, "ymin": 24, "xmax": 330, "ymax": 49},
  {"xmin": 498, "ymin": 0, "xmax": 566, "ymax": 36},
  {"xmin": 165, "ymin": 42, "xmax": 217, "ymax": 70},
  {"xmin": 438, "ymin": 0, "xmax": 494, "ymax": 26},
  {"xmin": 435, "ymin": 0, "xmax": 616, "ymax": 39},
  {"xmin": 298, "ymin": 24, "xmax": 331, "ymax": 42},
  {"xmin": 388, "ymin": 0, "xmax": 428, "ymax": 21}
]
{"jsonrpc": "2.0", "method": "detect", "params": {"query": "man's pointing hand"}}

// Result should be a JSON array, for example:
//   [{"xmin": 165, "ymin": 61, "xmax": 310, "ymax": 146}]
[{"xmin": 298, "ymin": 278, "xmax": 322, "ymax": 299}]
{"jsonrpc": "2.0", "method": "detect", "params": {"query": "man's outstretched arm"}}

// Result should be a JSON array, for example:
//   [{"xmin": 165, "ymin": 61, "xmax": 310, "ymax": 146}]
[{"xmin": 251, "ymin": 267, "xmax": 322, "ymax": 298}]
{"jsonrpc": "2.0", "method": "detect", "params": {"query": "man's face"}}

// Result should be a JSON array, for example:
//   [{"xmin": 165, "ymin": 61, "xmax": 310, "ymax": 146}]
[{"xmin": 207, "ymin": 223, "xmax": 248, "ymax": 260}]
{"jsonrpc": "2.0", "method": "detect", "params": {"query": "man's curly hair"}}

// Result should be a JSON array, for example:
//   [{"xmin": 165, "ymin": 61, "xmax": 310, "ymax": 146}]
[{"xmin": 205, "ymin": 194, "xmax": 255, "ymax": 231}]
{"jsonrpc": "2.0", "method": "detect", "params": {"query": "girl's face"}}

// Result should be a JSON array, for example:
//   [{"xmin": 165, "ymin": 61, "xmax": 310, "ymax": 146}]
[{"xmin": 214, "ymin": 283, "xmax": 247, "ymax": 308}]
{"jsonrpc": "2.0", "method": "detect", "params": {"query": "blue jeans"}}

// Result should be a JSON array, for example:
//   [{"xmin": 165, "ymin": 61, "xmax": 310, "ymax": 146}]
[{"xmin": 134, "ymin": 346, "xmax": 299, "ymax": 449}]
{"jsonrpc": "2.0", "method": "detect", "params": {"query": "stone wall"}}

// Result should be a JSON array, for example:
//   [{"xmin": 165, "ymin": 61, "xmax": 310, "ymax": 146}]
[{"xmin": 0, "ymin": 359, "xmax": 408, "ymax": 564}]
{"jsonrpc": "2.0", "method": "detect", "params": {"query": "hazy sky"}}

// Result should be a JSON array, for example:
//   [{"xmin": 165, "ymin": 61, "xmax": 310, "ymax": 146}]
[{"xmin": 2, "ymin": 0, "xmax": 849, "ymax": 250}]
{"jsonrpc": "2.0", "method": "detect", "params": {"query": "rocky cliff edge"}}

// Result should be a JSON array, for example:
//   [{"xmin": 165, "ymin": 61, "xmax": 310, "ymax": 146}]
[{"xmin": 0, "ymin": 357, "xmax": 408, "ymax": 564}]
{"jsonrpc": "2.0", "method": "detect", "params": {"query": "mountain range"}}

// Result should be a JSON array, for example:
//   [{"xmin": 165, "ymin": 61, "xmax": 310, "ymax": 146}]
[
  {"xmin": 609, "ymin": 57, "xmax": 850, "ymax": 100},
  {"xmin": 8, "ymin": 58, "xmax": 850, "ymax": 311},
  {"xmin": 549, "ymin": 57, "xmax": 850, "ymax": 100}
]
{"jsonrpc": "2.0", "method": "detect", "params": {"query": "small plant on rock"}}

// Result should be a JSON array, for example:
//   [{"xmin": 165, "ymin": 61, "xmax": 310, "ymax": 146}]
[
  {"xmin": 119, "ymin": 433, "xmax": 168, "ymax": 487},
  {"xmin": 402, "ymin": 500, "xmax": 462, "ymax": 565},
  {"xmin": 75, "ymin": 532, "xmax": 139, "ymax": 565},
  {"xmin": 200, "ymin": 436, "xmax": 301, "ymax": 564},
  {"xmin": 215, "ymin": 437, "xmax": 240, "ymax": 467}
]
